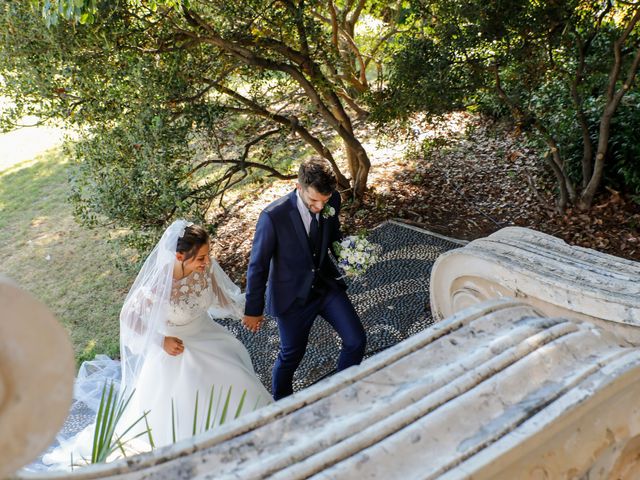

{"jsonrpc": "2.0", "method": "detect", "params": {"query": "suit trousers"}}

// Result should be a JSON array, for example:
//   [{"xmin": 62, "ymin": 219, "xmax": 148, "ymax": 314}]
[{"xmin": 272, "ymin": 287, "xmax": 366, "ymax": 400}]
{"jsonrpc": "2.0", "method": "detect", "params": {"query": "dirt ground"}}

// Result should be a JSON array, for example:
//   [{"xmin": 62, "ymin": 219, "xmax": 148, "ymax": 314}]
[{"xmin": 209, "ymin": 112, "xmax": 640, "ymax": 286}]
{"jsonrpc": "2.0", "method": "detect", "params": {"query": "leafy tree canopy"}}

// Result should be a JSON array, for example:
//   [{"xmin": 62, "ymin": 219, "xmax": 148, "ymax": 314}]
[
  {"xmin": 1, "ymin": 0, "xmax": 412, "ymax": 249},
  {"xmin": 376, "ymin": 0, "xmax": 640, "ymax": 210}
]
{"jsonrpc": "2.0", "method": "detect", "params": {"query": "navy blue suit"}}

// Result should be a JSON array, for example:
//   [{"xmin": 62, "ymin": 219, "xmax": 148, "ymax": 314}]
[{"xmin": 245, "ymin": 189, "xmax": 366, "ymax": 399}]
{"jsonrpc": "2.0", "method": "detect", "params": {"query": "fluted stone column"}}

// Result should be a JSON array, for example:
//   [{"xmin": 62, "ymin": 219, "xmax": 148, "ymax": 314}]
[
  {"xmin": 15, "ymin": 298, "xmax": 640, "ymax": 479},
  {"xmin": 11, "ymin": 226, "xmax": 640, "ymax": 479}
]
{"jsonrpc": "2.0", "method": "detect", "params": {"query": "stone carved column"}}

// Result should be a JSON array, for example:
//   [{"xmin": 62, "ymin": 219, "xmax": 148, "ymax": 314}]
[
  {"xmin": 11, "ymin": 226, "xmax": 640, "ymax": 479},
  {"xmin": 1, "ymin": 277, "xmax": 74, "ymax": 479}
]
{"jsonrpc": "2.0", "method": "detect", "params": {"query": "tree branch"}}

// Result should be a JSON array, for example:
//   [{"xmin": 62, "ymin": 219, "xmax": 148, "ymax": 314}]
[
  {"xmin": 329, "ymin": 2, "xmax": 339, "ymax": 48},
  {"xmin": 492, "ymin": 65, "xmax": 574, "ymax": 209},
  {"xmin": 191, "ymin": 156, "xmax": 296, "ymax": 180},
  {"xmin": 348, "ymin": 0, "xmax": 367, "ymax": 26},
  {"xmin": 204, "ymin": 79, "xmax": 350, "ymax": 188},
  {"xmin": 606, "ymin": 7, "xmax": 640, "ymax": 102}
]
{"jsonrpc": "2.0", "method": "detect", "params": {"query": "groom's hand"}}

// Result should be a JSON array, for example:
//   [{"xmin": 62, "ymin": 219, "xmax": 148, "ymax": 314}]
[{"xmin": 243, "ymin": 314, "xmax": 264, "ymax": 333}]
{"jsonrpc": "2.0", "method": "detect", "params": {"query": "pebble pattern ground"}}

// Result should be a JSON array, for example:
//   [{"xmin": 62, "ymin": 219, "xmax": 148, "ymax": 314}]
[{"xmin": 220, "ymin": 221, "xmax": 462, "ymax": 392}]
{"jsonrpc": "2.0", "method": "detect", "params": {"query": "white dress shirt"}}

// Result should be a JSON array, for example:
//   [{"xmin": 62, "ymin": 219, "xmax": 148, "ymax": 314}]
[{"xmin": 296, "ymin": 189, "xmax": 319, "ymax": 236}]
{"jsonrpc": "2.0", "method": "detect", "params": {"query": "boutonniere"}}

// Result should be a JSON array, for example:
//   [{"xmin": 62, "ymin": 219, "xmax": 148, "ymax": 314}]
[{"xmin": 322, "ymin": 204, "xmax": 336, "ymax": 219}]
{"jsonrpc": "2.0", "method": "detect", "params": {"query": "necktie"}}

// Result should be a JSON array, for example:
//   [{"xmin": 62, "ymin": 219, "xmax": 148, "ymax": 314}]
[{"xmin": 309, "ymin": 210, "xmax": 320, "ymax": 263}]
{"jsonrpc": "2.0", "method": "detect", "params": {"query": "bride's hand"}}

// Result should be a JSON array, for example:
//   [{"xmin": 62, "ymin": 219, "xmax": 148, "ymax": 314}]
[{"xmin": 163, "ymin": 336, "xmax": 184, "ymax": 356}]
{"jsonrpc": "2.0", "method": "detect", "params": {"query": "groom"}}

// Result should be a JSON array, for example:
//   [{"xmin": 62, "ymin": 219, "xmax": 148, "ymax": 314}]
[{"xmin": 243, "ymin": 158, "xmax": 366, "ymax": 400}]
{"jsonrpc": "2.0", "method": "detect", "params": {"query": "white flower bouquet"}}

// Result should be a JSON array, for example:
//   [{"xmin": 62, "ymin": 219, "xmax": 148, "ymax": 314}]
[{"xmin": 333, "ymin": 234, "xmax": 381, "ymax": 278}]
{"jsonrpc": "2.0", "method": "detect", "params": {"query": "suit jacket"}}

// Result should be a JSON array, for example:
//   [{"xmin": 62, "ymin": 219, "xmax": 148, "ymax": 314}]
[{"xmin": 244, "ymin": 189, "xmax": 346, "ymax": 317}]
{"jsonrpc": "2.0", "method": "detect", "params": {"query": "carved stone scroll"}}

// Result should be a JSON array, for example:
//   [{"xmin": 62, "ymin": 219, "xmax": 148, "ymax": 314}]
[{"xmin": 430, "ymin": 226, "xmax": 640, "ymax": 341}]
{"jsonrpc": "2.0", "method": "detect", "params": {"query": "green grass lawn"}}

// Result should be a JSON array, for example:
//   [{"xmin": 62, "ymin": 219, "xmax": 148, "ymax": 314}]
[{"xmin": 0, "ymin": 146, "xmax": 133, "ymax": 366}]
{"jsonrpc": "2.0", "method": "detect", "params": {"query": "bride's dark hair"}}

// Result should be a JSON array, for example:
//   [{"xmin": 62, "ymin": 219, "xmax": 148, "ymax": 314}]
[{"xmin": 176, "ymin": 224, "xmax": 210, "ymax": 261}]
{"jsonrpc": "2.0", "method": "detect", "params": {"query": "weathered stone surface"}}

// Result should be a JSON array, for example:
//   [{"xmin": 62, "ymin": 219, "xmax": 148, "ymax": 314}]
[
  {"xmin": 0, "ymin": 277, "xmax": 74, "ymax": 479},
  {"xmin": 15, "ymin": 298, "xmax": 640, "ymax": 479},
  {"xmin": 430, "ymin": 226, "xmax": 640, "ymax": 340},
  {"xmin": 12, "ymin": 226, "xmax": 640, "ymax": 479}
]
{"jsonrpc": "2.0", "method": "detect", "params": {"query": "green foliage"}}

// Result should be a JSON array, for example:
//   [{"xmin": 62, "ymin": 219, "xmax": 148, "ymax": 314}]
[
  {"xmin": 32, "ymin": 0, "xmax": 186, "ymax": 26},
  {"xmin": 604, "ymin": 92, "xmax": 640, "ymax": 199},
  {"xmin": 91, "ymin": 383, "xmax": 150, "ymax": 464},
  {"xmin": 2, "ymin": 0, "xmax": 399, "ymax": 244},
  {"xmin": 368, "ymin": 35, "xmax": 478, "ymax": 121},
  {"xmin": 68, "ymin": 109, "xmax": 206, "ymax": 252},
  {"xmin": 468, "ymin": 90, "xmax": 511, "ymax": 119},
  {"xmin": 37, "ymin": 0, "xmax": 98, "ymax": 27},
  {"xmin": 374, "ymin": 0, "xmax": 640, "ymax": 206},
  {"xmin": 175, "ymin": 385, "xmax": 252, "ymax": 442}
]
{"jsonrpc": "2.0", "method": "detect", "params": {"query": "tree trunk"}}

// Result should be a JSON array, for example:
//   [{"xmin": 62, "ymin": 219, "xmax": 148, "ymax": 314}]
[
  {"xmin": 545, "ymin": 148, "xmax": 569, "ymax": 212},
  {"xmin": 580, "ymin": 104, "xmax": 615, "ymax": 209},
  {"xmin": 344, "ymin": 139, "xmax": 370, "ymax": 202},
  {"xmin": 569, "ymin": 72, "xmax": 594, "ymax": 189},
  {"xmin": 580, "ymin": 16, "xmax": 640, "ymax": 208}
]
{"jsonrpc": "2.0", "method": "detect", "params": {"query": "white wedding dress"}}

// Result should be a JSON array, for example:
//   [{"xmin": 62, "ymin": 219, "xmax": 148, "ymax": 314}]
[
  {"xmin": 42, "ymin": 261, "xmax": 272, "ymax": 470},
  {"xmin": 119, "ymin": 264, "xmax": 273, "ymax": 447}
]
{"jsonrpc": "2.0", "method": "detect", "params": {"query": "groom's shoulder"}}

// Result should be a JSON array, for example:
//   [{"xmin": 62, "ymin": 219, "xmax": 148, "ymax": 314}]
[{"xmin": 263, "ymin": 191, "xmax": 294, "ymax": 215}]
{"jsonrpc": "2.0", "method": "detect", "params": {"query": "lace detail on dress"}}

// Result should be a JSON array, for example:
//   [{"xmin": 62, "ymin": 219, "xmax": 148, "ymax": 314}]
[{"xmin": 167, "ymin": 266, "xmax": 216, "ymax": 326}]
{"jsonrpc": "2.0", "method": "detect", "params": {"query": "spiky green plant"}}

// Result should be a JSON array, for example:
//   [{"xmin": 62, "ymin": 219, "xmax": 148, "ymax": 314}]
[
  {"xmin": 171, "ymin": 385, "xmax": 255, "ymax": 442},
  {"xmin": 89, "ymin": 382, "xmax": 258, "ymax": 466},
  {"xmin": 90, "ymin": 382, "xmax": 151, "ymax": 464}
]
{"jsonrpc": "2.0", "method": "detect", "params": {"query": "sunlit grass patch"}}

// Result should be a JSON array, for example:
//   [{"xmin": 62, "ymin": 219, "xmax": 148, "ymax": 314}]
[{"xmin": 0, "ymin": 145, "xmax": 131, "ymax": 367}]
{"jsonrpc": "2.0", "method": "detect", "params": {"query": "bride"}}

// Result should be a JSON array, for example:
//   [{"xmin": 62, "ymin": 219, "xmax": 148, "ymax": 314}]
[{"xmin": 43, "ymin": 220, "xmax": 272, "ymax": 468}]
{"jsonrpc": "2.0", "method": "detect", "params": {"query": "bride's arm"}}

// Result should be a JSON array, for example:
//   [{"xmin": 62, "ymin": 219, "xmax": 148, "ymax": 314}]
[
  {"xmin": 120, "ymin": 287, "xmax": 164, "ymax": 352},
  {"xmin": 121, "ymin": 285, "xmax": 158, "ymax": 332}
]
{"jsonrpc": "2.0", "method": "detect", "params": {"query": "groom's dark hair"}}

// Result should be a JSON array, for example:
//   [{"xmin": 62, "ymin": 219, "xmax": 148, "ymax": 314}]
[{"xmin": 298, "ymin": 158, "xmax": 337, "ymax": 195}]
